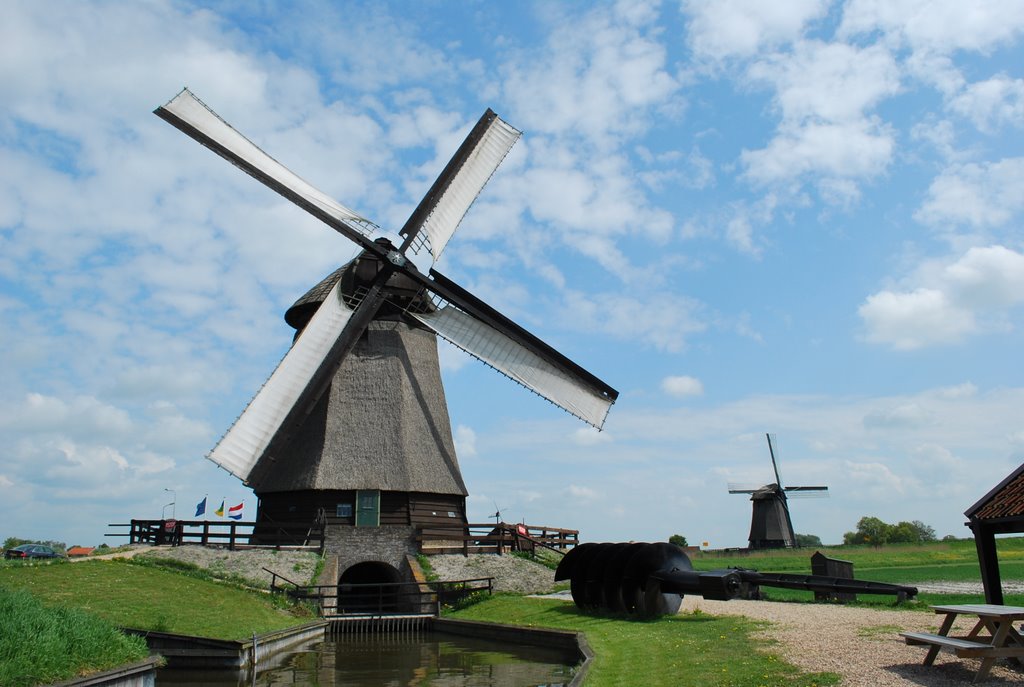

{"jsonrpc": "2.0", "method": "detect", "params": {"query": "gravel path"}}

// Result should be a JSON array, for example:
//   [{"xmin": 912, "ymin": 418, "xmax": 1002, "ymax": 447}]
[{"xmin": 678, "ymin": 596, "xmax": 1024, "ymax": 686}]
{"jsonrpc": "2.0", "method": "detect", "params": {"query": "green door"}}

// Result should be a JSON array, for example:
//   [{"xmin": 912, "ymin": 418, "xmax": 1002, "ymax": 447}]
[{"xmin": 355, "ymin": 490, "xmax": 380, "ymax": 527}]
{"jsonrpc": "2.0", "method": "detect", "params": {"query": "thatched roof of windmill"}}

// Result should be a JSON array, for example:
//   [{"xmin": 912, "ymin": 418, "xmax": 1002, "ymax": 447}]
[{"xmin": 247, "ymin": 315, "xmax": 467, "ymax": 497}]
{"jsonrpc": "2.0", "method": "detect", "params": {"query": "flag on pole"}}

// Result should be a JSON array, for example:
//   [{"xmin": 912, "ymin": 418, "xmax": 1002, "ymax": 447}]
[
  {"xmin": 227, "ymin": 502, "xmax": 244, "ymax": 520},
  {"xmin": 194, "ymin": 496, "xmax": 207, "ymax": 518},
  {"xmin": 215, "ymin": 499, "xmax": 225, "ymax": 517}
]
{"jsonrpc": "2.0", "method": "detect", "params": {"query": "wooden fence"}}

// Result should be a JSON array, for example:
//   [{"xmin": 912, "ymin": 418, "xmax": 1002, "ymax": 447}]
[
  {"xmin": 416, "ymin": 522, "xmax": 578, "ymax": 556},
  {"xmin": 106, "ymin": 518, "xmax": 324, "ymax": 552}
]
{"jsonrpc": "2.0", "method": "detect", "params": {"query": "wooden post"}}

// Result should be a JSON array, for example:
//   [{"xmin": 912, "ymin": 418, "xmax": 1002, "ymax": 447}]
[
  {"xmin": 201, "ymin": 522, "xmax": 209, "ymax": 545},
  {"xmin": 972, "ymin": 522, "xmax": 1003, "ymax": 605}
]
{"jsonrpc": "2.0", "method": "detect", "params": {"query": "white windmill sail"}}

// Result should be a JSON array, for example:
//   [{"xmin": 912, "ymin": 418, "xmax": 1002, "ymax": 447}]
[
  {"xmin": 410, "ymin": 305, "xmax": 613, "ymax": 429},
  {"xmin": 208, "ymin": 281, "xmax": 354, "ymax": 480},
  {"xmin": 156, "ymin": 89, "xmax": 379, "ymax": 237},
  {"xmin": 414, "ymin": 115, "xmax": 520, "ymax": 263}
]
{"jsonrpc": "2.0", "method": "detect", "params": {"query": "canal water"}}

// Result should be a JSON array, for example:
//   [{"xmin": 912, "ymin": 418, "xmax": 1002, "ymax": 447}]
[{"xmin": 156, "ymin": 632, "xmax": 577, "ymax": 686}]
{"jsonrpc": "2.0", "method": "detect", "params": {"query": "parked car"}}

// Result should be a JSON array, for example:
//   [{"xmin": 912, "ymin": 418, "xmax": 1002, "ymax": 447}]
[{"xmin": 3, "ymin": 544, "xmax": 64, "ymax": 560}]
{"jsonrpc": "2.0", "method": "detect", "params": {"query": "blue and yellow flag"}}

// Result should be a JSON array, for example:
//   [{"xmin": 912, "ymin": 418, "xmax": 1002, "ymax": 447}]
[{"xmin": 215, "ymin": 499, "xmax": 225, "ymax": 517}]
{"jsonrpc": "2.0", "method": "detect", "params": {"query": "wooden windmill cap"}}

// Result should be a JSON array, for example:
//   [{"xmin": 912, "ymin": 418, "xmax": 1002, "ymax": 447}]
[{"xmin": 285, "ymin": 242, "xmax": 434, "ymax": 331}]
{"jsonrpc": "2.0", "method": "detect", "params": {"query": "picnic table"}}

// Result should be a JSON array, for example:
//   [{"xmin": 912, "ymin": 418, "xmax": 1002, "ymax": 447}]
[{"xmin": 901, "ymin": 603, "xmax": 1024, "ymax": 682}]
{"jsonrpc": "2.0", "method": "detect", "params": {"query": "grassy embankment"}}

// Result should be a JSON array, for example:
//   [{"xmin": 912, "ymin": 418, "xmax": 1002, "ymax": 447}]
[
  {"xmin": 0, "ymin": 587, "xmax": 149, "ymax": 687},
  {"xmin": 0, "ymin": 558, "xmax": 313, "ymax": 640}
]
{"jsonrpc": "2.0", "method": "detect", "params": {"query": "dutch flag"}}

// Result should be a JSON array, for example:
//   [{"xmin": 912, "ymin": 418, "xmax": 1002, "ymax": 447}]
[{"xmin": 227, "ymin": 502, "xmax": 244, "ymax": 520}]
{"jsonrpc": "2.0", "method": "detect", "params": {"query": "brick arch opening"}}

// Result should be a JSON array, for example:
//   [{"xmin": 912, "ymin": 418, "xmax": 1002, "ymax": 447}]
[{"xmin": 337, "ymin": 561, "xmax": 403, "ymax": 613}]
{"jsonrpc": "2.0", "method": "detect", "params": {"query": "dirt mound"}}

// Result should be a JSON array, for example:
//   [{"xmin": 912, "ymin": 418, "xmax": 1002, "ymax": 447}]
[
  {"xmin": 425, "ymin": 553, "xmax": 559, "ymax": 594},
  {"xmin": 137, "ymin": 545, "xmax": 321, "ymax": 588}
]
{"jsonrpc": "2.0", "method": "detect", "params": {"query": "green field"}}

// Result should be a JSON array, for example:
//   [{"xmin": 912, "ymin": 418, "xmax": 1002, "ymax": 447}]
[{"xmin": 688, "ymin": 538, "xmax": 1024, "ymax": 607}]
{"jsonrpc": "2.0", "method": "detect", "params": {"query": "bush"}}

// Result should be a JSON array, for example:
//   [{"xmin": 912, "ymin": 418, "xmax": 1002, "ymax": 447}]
[{"xmin": 668, "ymin": 534, "xmax": 688, "ymax": 548}]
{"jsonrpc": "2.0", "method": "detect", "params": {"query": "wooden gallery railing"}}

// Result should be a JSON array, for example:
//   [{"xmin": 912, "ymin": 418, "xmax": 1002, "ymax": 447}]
[
  {"xmin": 106, "ymin": 517, "xmax": 325, "ymax": 552},
  {"xmin": 415, "ymin": 522, "xmax": 578, "ymax": 556}
]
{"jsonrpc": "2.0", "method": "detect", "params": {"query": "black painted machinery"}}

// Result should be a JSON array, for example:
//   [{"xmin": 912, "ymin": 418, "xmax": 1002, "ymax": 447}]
[{"xmin": 554, "ymin": 542, "xmax": 918, "ymax": 617}]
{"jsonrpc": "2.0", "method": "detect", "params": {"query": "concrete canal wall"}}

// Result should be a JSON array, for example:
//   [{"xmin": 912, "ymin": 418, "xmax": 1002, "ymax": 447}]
[
  {"xmin": 50, "ymin": 657, "xmax": 161, "ymax": 687},
  {"xmin": 125, "ymin": 621, "xmax": 327, "ymax": 668}
]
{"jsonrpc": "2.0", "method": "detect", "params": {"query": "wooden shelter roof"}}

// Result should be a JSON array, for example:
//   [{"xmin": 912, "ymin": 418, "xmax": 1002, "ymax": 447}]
[{"xmin": 965, "ymin": 463, "xmax": 1024, "ymax": 522}]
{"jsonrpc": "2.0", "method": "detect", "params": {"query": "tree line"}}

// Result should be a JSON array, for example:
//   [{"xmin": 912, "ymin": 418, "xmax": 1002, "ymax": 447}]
[
  {"xmin": 669, "ymin": 515, "xmax": 941, "ymax": 550},
  {"xmin": 842, "ymin": 516, "xmax": 937, "ymax": 545}
]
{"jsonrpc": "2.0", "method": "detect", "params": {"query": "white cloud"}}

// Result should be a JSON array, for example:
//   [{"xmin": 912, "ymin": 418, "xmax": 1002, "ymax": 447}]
[
  {"xmin": 859, "ymin": 245, "xmax": 1024, "ymax": 349},
  {"xmin": 683, "ymin": 0, "xmax": 829, "ymax": 61},
  {"xmin": 503, "ymin": 2, "xmax": 678, "ymax": 143},
  {"xmin": 565, "ymin": 484, "xmax": 599, "ymax": 501},
  {"xmin": 839, "ymin": 0, "xmax": 1024, "ymax": 55},
  {"xmin": 915, "ymin": 158, "xmax": 1024, "ymax": 230},
  {"xmin": 572, "ymin": 427, "xmax": 612, "ymax": 446},
  {"xmin": 743, "ymin": 119, "xmax": 895, "ymax": 186},
  {"xmin": 741, "ymin": 41, "xmax": 899, "ymax": 191},
  {"xmin": 662, "ymin": 375, "xmax": 705, "ymax": 397},
  {"xmin": 949, "ymin": 75, "xmax": 1024, "ymax": 131},
  {"xmin": 562, "ymin": 290, "xmax": 707, "ymax": 353},
  {"xmin": 0, "ymin": 474, "xmax": 13, "ymax": 488},
  {"xmin": 863, "ymin": 402, "xmax": 934, "ymax": 429},
  {"xmin": 943, "ymin": 246, "xmax": 1024, "ymax": 308},
  {"xmin": 747, "ymin": 41, "xmax": 901, "ymax": 124},
  {"xmin": 859, "ymin": 288, "xmax": 974, "ymax": 350},
  {"xmin": 454, "ymin": 425, "xmax": 478, "ymax": 459}
]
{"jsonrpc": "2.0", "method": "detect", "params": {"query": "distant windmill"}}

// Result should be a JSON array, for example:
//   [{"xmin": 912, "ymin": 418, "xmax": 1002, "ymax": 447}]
[
  {"xmin": 728, "ymin": 434, "xmax": 828, "ymax": 549},
  {"xmin": 155, "ymin": 89, "xmax": 618, "ymax": 547}
]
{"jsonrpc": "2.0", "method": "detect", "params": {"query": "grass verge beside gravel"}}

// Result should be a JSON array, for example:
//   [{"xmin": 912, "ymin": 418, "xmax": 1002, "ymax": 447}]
[
  {"xmin": 0, "ymin": 587, "xmax": 149, "ymax": 687},
  {"xmin": 447, "ymin": 595, "xmax": 841, "ymax": 687}
]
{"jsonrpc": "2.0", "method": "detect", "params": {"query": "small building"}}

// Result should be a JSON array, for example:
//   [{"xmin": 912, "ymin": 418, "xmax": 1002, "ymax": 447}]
[
  {"xmin": 66, "ymin": 546, "xmax": 94, "ymax": 557},
  {"xmin": 964, "ymin": 462, "xmax": 1024, "ymax": 604}
]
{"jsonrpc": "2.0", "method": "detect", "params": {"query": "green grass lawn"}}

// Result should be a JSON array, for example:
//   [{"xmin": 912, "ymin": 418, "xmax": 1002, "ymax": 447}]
[
  {"xmin": 448, "ymin": 595, "xmax": 839, "ymax": 687},
  {"xmin": 0, "ymin": 559, "xmax": 311, "ymax": 640}
]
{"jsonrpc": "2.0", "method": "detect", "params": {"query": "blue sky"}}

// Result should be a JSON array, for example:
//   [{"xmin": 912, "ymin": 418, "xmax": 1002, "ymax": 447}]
[{"xmin": 2, "ymin": 1, "xmax": 1023, "ymax": 549}]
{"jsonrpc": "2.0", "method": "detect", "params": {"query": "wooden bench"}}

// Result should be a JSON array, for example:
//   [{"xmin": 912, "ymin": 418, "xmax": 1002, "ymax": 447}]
[
  {"xmin": 902, "ymin": 630, "xmax": 1024, "ymax": 682},
  {"xmin": 901, "ymin": 631, "xmax": 994, "ymax": 657}
]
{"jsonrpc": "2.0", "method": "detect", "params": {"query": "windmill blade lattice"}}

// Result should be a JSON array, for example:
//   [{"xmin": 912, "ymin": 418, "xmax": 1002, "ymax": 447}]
[{"xmin": 208, "ymin": 280, "xmax": 356, "ymax": 481}]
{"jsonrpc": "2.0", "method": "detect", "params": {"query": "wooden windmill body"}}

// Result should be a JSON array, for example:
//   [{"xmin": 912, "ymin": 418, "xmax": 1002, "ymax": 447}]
[
  {"xmin": 249, "ymin": 259, "xmax": 469, "ymax": 535},
  {"xmin": 156, "ymin": 90, "xmax": 618, "ymax": 586},
  {"xmin": 728, "ymin": 434, "xmax": 828, "ymax": 549}
]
